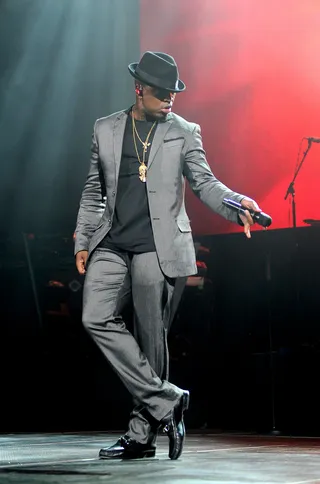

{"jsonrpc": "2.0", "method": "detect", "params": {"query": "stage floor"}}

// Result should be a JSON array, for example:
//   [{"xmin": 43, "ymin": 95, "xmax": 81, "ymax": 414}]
[{"xmin": 0, "ymin": 432, "xmax": 320, "ymax": 483}]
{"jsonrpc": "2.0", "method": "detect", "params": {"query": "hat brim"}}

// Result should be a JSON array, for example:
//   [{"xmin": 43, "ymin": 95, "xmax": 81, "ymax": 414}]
[{"xmin": 128, "ymin": 62, "xmax": 186, "ymax": 92}]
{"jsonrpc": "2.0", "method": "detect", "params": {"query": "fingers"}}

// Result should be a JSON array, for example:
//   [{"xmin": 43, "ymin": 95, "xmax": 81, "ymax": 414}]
[
  {"xmin": 243, "ymin": 209, "xmax": 254, "ymax": 225},
  {"xmin": 77, "ymin": 262, "xmax": 85, "ymax": 275},
  {"xmin": 239, "ymin": 212, "xmax": 252, "ymax": 239},
  {"xmin": 251, "ymin": 201, "xmax": 261, "ymax": 212},
  {"xmin": 75, "ymin": 250, "xmax": 89, "ymax": 275},
  {"xmin": 76, "ymin": 257, "xmax": 86, "ymax": 275},
  {"xmin": 241, "ymin": 198, "xmax": 262, "ymax": 212},
  {"xmin": 244, "ymin": 223, "xmax": 251, "ymax": 239},
  {"xmin": 239, "ymin": 210, "xmax": 254, "ymax": 226}
]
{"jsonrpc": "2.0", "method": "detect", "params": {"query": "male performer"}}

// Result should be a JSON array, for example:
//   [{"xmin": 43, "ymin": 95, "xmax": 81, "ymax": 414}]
[{"xmin": 74, "ymin": 51, "xmax": 261, "ymax": 460}]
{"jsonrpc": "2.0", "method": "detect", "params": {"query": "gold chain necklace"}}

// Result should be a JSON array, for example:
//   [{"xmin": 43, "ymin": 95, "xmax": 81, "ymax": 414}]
[{"xmin": 132, "ymin": 114, "xmax": 156, "ymax": 182}]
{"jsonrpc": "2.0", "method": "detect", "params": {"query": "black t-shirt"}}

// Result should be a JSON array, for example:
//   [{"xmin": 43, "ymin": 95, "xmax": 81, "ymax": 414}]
[{"xmin": 98, "ymin": 112, "xmax": 157, "ymax": 253}]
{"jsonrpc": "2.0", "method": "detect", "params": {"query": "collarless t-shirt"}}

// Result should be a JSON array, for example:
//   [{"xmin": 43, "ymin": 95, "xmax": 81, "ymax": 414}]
[{"xmin": 98, "ymin": 112, "xmax": 157, "ymax": 253}]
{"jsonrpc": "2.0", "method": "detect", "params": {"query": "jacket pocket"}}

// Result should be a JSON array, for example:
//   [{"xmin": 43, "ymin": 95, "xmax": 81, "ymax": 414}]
[
  {"xmin": 177, "ymin": 219, "xmax": 192, "ymax": 233},
  {"xmin": 164, "ymin": 136, "xmax": 184, "ymax": 143},
  {"xmin": 163, "ymin": 137, "xmax": 185, "ymax": 148}
]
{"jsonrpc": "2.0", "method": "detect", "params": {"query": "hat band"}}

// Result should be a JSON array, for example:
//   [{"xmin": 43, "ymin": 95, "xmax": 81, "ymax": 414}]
[{"xmin": 135, "ymin": 66, "xmax": 179, "ymax": 91}]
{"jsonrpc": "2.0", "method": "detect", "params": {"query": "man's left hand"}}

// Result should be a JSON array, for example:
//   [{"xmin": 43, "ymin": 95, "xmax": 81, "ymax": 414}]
[{"xmin": 240, "ymin": 198, "xmax": 262, "ymax": 239}]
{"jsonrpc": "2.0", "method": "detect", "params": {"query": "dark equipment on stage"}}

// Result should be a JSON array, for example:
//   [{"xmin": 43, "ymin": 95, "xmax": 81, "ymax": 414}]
[
  {"xmin": 305, "ymin": 137, "xmax": 320, "ymax": 143},
  {"xmin": 303, "ymin": 219, "xmax": 320, "ymax": 226},
  {"xmin": 284, "ymin": 136, "xmax": 320, "ymax": 228},
  {"xmin": 222, "ymin": 198, "xmax": 272, "ymax": 228}
]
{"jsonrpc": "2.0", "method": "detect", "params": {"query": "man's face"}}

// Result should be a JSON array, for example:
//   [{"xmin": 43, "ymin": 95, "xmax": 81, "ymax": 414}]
[{"xmin": 141, "ymin": 85, "xmax": 176, "ymax": 119}]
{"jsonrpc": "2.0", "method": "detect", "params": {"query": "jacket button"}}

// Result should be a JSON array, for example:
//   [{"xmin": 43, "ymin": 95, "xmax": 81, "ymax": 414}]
[{"xmin": 112, "ymin": 192, "xmax": 116, "ymax": 196}]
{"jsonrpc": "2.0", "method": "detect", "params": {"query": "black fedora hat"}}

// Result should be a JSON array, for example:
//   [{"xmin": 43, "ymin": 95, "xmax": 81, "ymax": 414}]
[{"xmin": 128, "ymin": 51, "xmax": 186, "ymax": 93}]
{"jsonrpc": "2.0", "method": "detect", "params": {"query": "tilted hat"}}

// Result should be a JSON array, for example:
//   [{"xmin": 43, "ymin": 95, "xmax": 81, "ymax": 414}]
[{"xmin": 128, "ymin": 51, "xmax": 186, "ymax": 93}]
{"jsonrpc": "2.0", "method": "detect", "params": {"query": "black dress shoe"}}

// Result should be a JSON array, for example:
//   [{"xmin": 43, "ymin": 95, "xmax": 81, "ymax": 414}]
[
  {"xmin": 162, "ymin": 390, "xmax": 190, "ymax": 460},
  {"xmin": 99, "ymin": 435, "xmax": 156, "ymax": 460}
]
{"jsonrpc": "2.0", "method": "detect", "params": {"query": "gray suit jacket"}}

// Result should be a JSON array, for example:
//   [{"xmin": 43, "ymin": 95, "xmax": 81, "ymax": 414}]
[{"xmin": 74, "ymin": 108, "xmax": 245, "ymax": 277}]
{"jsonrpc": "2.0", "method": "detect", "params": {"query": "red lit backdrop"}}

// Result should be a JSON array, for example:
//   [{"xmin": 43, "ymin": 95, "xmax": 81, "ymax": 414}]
[{"xmin": 141, "ymin": 0, "xmax": 320, "ymax": 235}]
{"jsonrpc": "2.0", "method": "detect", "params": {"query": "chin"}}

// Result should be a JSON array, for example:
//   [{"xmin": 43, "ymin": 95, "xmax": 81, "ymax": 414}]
[
  {"xmin": 155, "ymin": 111, "xmax": 168, "ymax": 119},
  {"xmin": 144, "ymin": 109, "xmax": 165, "ymax": 120}
]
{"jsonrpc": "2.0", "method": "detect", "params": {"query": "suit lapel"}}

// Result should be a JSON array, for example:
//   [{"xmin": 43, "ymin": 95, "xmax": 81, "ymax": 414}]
[
  {"xmin": 112, "ymin": 110, "xmax": 173, "ymax": 178},
  {"xmin": 148, "ymin": 117, "xmax": 173, "ymax": 170},
  {"xmin": 113, "ymin": 111, "xmax": 128, "ymax": 183}
]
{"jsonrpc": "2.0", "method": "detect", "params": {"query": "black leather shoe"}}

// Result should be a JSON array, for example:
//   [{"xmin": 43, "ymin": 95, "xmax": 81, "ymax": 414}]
[
  {"xmin": 162, "ymin": 390, "xmax": 190, "ymax": 460},
  {"xmin": 99, "ymin": 435, "xmax": 156, "ymax": 460}
]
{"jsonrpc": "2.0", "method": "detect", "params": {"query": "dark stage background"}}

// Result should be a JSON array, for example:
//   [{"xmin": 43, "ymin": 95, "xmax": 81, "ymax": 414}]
[{"xmin": 1, "ymin": 0, "xmax": 320, "ymax": 436}]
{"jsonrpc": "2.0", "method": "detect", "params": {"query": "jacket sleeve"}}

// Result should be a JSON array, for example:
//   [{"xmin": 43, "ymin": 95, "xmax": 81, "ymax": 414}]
[
  {"xmin": 74, "ymin": 120, "xmax": 106, "ymax": 255},
  {"xmin": 183, "ymin": 124, "xmax": 245, "ymax": 224}
]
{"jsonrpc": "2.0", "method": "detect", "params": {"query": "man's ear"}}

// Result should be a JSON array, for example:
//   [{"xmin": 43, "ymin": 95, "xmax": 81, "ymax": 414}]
[{"xmin": 135, "ymin": 83, "xmax": 143, "ymax": 97}]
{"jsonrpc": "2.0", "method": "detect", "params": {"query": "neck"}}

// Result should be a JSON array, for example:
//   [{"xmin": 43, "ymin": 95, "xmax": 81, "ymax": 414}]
[{"xmin": 132, "ymin": 103, "xmax": 146, "ymax": 121}]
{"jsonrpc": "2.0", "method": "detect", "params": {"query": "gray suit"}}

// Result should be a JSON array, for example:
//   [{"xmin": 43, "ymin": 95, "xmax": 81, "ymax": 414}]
[
  {"xmin": 74, "ymin": 109, "xmax": 244, "ymax": 444},
  {"xmin": 75, "ymin": 109, "xmax": 244, "ymax": 271}
]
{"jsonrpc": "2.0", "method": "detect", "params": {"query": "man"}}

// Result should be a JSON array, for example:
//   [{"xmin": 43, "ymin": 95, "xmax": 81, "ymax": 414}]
[{"xmin": 74, "ymin": 51, "xmax": 261, "ymax": 460}]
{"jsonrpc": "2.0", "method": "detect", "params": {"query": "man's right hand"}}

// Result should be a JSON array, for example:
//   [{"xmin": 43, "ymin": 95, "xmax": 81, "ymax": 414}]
[{"xmin": 76, "ymin": 250, "xmax": 89, "ymax": 275}]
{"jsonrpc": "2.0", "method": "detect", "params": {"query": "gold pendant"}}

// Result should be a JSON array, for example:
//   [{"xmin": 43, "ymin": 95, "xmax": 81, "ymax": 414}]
[{"xmin": 139, "ymin": 163, "xmax": 147, "ymax": 182}]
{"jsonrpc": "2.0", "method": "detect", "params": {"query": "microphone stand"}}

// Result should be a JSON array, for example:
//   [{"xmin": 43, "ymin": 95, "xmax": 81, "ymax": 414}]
[
  {"xmin": 283, "ymin": 140, "xmax": 312, "ymax": 435},
  {"xmin": 284, "ymin": 140, "xmax": 313, "ymax": 228}
]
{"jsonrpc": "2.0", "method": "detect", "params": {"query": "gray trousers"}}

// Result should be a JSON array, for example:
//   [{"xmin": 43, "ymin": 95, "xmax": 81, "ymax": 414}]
[{"xmin": 82, "ymin": 248, "xmax": 186, "ymax": 445}]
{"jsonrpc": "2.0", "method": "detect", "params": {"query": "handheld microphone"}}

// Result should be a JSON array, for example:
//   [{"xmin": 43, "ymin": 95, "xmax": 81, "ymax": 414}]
[{"xmin": 222, "ymin": 198, "xmax": 272, "ymax": 228}]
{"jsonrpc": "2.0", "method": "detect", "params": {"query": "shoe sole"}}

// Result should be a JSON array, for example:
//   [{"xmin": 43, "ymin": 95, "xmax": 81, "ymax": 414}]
[
  {"xmin": 123, "ymin": 449, "xmax": 156, "ymax": 460},
  {"xmin": 99, "ymin": 449, "xmax": 156, "ymax": 460}
]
